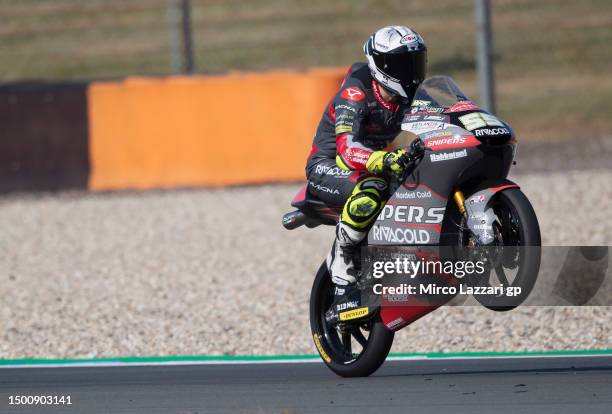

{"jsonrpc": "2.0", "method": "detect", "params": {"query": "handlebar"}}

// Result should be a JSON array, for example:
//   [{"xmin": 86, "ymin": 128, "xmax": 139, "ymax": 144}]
[{"xmin": 388, "ymin": 138, "xmax": 429, "ymax": 188}]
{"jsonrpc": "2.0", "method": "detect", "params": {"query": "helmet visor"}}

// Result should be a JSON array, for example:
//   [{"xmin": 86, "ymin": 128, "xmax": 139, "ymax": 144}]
[{"xmin": 373, "ymin": 49, "xmax": 427, "ymax": 86}]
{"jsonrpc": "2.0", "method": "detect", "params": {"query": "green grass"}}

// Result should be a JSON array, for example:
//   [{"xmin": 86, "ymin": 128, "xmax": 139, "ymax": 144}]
[{"xmin": 1, "ymin": 0, "xmax": 611, "ymax": 138}]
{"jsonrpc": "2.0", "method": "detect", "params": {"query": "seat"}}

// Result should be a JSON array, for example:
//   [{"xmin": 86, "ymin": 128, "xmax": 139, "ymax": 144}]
[{"xmin": 282, "ymin": 184, "xmax": 341, "ymax": 229}]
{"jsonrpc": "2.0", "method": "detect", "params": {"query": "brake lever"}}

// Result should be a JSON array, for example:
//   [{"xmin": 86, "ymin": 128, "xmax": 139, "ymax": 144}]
[
  {"xmin": 393, "ymin": 153, "xmax": 422, "ymax": 187},
  {"xmin": 410, "ymin": 138, "xmax": 431, "ymax": 157}
]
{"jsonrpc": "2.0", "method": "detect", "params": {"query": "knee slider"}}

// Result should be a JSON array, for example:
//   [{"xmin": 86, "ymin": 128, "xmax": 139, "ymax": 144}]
[
  {"xmin": 345, "ymin": 192, "xmax": 381, "ymax": 225},
  {"xmin": 341, "ymin": 177, "xmax": 388, "ymax": 229}
]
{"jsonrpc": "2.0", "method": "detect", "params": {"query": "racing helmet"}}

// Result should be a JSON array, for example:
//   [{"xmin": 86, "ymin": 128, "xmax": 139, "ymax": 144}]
[{"xmin": 364, "ymin": 26, "xmax": 427, "ymax": 101}]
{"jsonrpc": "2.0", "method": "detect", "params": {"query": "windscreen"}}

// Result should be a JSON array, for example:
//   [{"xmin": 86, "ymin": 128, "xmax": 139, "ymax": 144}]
[{"xmin": 411, "ymin": 76, "xmax": 471, "ymax": 109}]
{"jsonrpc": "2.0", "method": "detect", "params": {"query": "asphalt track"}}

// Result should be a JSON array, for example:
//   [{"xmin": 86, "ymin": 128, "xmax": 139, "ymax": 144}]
[{"xmin": 1, "ymin": 355, "xmax": 612, "ymax": 414}]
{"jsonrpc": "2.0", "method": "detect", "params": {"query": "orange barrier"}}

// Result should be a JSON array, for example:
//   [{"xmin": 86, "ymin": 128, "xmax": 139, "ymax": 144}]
[{"xmin": 88, "ymin": 68, "xmax": 346, "ymax": 190}]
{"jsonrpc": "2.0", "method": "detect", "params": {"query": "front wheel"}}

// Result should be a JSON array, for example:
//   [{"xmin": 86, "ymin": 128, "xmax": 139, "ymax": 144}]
[
  {"xmin": 469, "ymin": 188, "xmax": 542, "ymax": 311},
  {"xmin": 309, "ymin": 262, "xmax": 394, "ymax": 377}
]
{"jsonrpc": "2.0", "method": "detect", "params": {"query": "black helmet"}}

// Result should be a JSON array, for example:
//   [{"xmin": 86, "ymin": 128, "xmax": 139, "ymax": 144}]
[{"xmin": 364, "ymin": 26, "xmax": 427, "ymax": 101}]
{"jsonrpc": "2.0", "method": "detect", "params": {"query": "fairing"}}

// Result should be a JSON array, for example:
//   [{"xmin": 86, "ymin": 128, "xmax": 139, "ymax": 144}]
[{"xmin": 368, "ymin": 76, "xmax": 517, "ymax": 247}]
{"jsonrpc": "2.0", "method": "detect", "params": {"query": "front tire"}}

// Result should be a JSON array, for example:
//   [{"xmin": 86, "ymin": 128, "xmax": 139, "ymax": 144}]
[
  {"xmin": 472, "ymin": 188, "xmax": 541, "ymax": 311},
  {"xmin": 309, "ymin": 262, "xmax": 394, "ymax": 377}
]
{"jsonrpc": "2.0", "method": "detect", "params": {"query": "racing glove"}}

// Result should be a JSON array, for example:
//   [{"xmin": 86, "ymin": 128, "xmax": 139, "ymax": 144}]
[{"xmin": 365, "ymin": 149, "xmax": 412, "ymax": 176}]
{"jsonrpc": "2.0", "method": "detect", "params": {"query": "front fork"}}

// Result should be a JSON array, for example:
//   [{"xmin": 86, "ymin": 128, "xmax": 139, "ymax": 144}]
[
  {"xmin": 453, "ymin": 189, "xmax": 472, "ymax": 247},
  {"xmin": 454, "ymin": 187, "xmax": 501, "ymax": 246},
  {"xmin": 453, "ymin": 190, "xmax": 466, "ymax": 217}
]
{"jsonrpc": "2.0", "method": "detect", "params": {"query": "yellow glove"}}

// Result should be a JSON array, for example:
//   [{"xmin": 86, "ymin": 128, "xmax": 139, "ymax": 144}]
[{"xmin": 366, "ymin": 149, "xmax": 410, "ymax": 175}]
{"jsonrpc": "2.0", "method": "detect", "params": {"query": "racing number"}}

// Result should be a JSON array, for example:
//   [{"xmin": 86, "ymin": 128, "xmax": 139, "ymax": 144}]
[{"xmin": 458, "ymin": 113, "xmax": 504, "ymax": 131}]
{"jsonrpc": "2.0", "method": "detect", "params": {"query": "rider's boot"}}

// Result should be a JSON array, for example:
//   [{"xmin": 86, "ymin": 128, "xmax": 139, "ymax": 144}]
[
  {"xmin": 325, "ymin": 222, "xmax": 367, "ymax": 324},
  {"xmin": 327, "ymin": 222, "xmax": 364, "ymax": 286}
]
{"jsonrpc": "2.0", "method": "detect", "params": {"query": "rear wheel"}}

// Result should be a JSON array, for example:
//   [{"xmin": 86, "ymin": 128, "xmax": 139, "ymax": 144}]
[{"xmin": 309, "ymin": 262, "xmax": 394, "ymax": 377}]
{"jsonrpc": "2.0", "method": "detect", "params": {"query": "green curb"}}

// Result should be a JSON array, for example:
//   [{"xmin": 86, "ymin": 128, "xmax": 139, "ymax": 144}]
[{"xmin": 2, "ymin": 349, "xmax": 612, "ymax": 366}]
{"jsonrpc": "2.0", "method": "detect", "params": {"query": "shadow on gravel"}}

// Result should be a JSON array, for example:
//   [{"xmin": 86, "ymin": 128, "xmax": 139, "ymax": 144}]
[{"xmin": 512, "ymin": 136, "xmax": 611, "ymax": 174}]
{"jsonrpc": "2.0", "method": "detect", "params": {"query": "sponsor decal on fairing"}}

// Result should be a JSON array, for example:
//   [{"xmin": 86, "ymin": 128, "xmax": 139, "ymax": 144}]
[
  {"xmin": 458, "ymin": 112, "xmax": 504, "ymax": 131},
  {"xmin": 394, "ymin": 190, "xmax": 432, "ymax": 200},
  {"xmin": 404, "ymin": 114, "xmax": 449, "ymax": 123},
  {"xmin": 403, "ymin": 121, "xmax": 446, "ymax": 135},
  {"xmin": 424, "ymin": 135, "xmax": 480, "ymax": 150},
  {"xmin": 377, "ymin": 205, "xmax": 445, "ymax": 224},
  {"xmin": 429, "ymin": 149, "xmax": 468, "ymax": 162},
  {"xmin": 372, "ymin": 225, "xmax": 431, "ymax": 244},
  {"xmin": 410, "ymin": 106, "xmax": 445, "ymax": 114},
  {"xmin": 427, "ymin": 136, "xmax": 465, "ymax": 146},
  {"xmin": 411, "ymin": 100, "xmax": 431, "ymax": 107},
  {"xmin": 474, "ymin": 127, "xmax": 510, "ymax": 136}
]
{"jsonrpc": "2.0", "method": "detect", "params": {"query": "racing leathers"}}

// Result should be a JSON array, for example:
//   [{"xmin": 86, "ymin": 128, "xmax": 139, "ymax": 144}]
[{"xmin": 306, "ymin": 62, "xmax": 413, "ymax": 286}]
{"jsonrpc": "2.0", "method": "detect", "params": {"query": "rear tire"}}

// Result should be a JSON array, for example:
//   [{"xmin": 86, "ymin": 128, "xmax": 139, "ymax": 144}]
[{"xmin": 309, "ymin": 262, "xmax": 394, "ymax": 377}]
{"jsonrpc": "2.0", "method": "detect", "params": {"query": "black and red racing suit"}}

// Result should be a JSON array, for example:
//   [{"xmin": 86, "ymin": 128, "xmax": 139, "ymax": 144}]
[{"xmin": 305, "ymin": 62, "xmax": 411, "ymax": 205}]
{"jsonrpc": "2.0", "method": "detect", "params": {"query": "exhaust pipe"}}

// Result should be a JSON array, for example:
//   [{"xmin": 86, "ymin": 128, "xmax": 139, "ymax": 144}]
[
  {"xmin": 282, "ymin": 210, "xmax": 322, "ymax": 230},
  {"xmin": 282, "ymin": 210, "xmax": 308, "ymax": 230}
]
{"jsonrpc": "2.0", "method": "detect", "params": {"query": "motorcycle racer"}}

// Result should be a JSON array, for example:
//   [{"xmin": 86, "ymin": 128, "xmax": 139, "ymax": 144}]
[{"xmin": 305, "ymin": 26, "xmax": 428, "ymax": 310}]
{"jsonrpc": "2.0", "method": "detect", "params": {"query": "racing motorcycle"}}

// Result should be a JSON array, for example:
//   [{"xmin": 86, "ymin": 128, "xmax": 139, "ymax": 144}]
[{"xmin": 282, "ymin": 76, "xmax": 541, "ymax": 377}]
